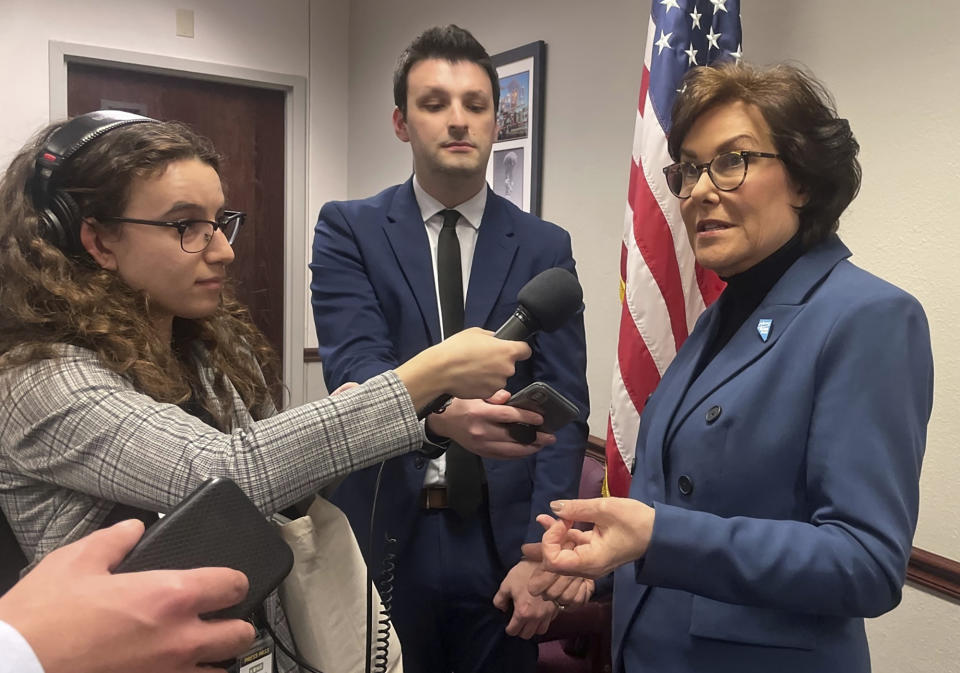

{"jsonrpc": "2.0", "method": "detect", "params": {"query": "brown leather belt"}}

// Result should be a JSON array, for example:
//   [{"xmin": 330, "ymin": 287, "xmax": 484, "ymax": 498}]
[{"xmin": 421, "ymin": 486, "xmax": 449, "ymax": 509}]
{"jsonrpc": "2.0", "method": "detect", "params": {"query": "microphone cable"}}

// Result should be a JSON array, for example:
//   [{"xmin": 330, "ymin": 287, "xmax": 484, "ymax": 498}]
[
  {"xmin": 256, "ymin": 606, "xmax": 324, "ymax": 673},
  {"xmin": 365, "ymin": 460, "xmax": 396, "ymax": 673},
  {"xmin": 258, "ymin": 459, "xmax": 397, "ymax": 673},
  {"xmin": 258, "ymin": 460, "xmax": 395, "ymax": 673}
]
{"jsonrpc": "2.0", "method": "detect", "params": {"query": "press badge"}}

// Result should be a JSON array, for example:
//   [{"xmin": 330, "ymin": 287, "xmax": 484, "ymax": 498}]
[{"xmin": 236, "ymin": 631, "xmax": 274, "ymax": 673}]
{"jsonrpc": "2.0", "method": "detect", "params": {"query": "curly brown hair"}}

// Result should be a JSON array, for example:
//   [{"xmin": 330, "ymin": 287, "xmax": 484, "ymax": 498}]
[
  {"xmin": 668, "ymin": 62, "xmax": 862, "ymax": 248},
  {"xmin": 0, "ymin": 118, "xmax": 279, "ymax": 429}
]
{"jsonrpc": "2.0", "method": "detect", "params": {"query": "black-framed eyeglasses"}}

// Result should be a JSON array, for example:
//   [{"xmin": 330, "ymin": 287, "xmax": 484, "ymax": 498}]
[
  {"xmin": 662, "ymin": 151, "xmax": 782, "ymax": 199},
  {"xmin": 98, "ymin": 210, "xmax": 246, "ymax": 253}
]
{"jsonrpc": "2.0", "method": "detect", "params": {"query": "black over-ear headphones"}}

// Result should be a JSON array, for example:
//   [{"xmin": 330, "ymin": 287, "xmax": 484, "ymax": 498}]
[{"xmin": 31, "ymin": 110, "xmax": 155, "ymax": 254}]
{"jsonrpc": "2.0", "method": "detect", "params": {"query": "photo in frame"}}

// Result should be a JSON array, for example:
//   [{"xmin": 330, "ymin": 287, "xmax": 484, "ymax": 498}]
[{"xmin": 486, "ymin": 41, "xmax": 545, "ymax": 215}]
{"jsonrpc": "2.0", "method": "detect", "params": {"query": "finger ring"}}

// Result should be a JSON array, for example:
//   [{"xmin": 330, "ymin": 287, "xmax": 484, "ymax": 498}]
[{"xmin": 553, "ymin": 600, "xmax": 567, "ymax": 610}]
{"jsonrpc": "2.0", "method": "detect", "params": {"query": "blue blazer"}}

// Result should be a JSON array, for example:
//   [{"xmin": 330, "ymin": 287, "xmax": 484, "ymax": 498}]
[
  {"xmin": 612, "ymin": 236, "xmax": 933, "ymax": 673},
  {"xmin": 309, "ymin": 179, "xmax": 589, "ymax": 571}
]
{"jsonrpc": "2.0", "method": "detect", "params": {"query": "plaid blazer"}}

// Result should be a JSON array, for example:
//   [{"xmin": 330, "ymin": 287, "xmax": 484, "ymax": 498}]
[
  {"xmin": 0, "ymin": 344, "xmax": 422, "ymax": 562},
  {"xmin": 0, "ymin": 344, "xmax": 424, "ymax": 671}
]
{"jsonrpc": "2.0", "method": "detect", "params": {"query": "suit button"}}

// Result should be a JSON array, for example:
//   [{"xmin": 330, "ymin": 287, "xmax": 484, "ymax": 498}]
[
  {"xmin": 414, "ymin": 456, "xmax": 426, "ymax": 469},
  {"xmin": 705, "ymin": 405, "xmax": 722, "ymax": 424},
  {"xmin": 677, "ymin": 475, "xmax": 694, "ymax": 495}
]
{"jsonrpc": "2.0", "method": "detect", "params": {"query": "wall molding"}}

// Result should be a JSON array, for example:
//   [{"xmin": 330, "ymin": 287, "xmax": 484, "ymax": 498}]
[{"xmin": 906, "ymin": 547, "xmax": 960, "ymax": 601}]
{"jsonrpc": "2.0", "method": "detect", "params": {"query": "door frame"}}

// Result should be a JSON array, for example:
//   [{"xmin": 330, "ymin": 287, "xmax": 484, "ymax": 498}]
[{"xmin": 49, "ymin": 41, "xmax": 308, "ymax": 407}]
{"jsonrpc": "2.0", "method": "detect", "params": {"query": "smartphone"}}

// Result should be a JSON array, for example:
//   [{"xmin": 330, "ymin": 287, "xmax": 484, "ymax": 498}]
[
  {"xmin": 114, "ymin": 478, "xmax": 294, "ymax": 620},
  {"xmin": 506, "ymin": 382, "xmax": 580, "ymax": 434}
]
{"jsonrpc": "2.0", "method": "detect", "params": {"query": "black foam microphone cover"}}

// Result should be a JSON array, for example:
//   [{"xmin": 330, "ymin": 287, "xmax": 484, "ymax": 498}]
[{"xmin": 494, "ymin": 267, "xmax": 583, "ymax": 341}]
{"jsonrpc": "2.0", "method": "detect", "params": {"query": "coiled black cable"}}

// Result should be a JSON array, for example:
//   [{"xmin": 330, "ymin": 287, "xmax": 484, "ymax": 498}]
[
  {"xmin": 365, "ymin": 461, "xmax": 396, "ymax": 673},
  {"xmin": 257, "ymin": 459, "xmax": 395, "ymax": 673},
  {"xmin": 372, "ymin": 536, "xmax": 397, "ymax": 673}
]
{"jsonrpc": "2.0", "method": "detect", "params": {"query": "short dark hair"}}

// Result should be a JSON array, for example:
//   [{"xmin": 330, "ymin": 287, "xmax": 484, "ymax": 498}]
[
  {"xmin": 669, "ymin": 62, "xmax": 861, "ymax": 248},
  {"xmin": 393, "ymin": 24, "xmax": 500, "ymax": 117}
]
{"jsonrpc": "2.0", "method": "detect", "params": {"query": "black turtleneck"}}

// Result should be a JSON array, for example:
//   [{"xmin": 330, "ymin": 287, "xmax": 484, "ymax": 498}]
[{"xmin": 697, "ymin": 230, "xmax": 804, "ymax": 376}]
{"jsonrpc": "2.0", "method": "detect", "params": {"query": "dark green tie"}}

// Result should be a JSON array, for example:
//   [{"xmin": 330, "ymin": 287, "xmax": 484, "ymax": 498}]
[{"xmin": 437, "ymin": 209, "xmax": 484, "ymax": 517}]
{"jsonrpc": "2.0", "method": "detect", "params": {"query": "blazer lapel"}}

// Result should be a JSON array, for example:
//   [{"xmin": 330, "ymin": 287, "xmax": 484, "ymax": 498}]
[
  {"xmin": 382, "ymin": 179, "xmax": 442, "ymax": 344},
  {"xmin": 664, "ymin": 303, "xmax": 804, "ymax": 448},
  {"xmin": 464, "ymin": 193, "xmax": 518, "ymax": 329},
  {"xmin": 662, "ymin": 235, "xmax": 852, "ymax": 449},
  {"xmin": 639, "ymin": 306, "xmax": 722, "ymax": 496}
]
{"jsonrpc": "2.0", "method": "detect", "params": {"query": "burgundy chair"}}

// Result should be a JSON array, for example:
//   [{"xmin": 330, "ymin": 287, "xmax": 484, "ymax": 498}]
[{"xmin": 536, "ymin": 450, "xmax": 612, "ymax": 673}]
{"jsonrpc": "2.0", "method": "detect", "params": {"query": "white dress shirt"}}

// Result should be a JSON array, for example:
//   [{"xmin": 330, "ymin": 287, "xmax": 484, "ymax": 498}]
[
  {"xmin": 411, "ymin": 176, "xmax": 487, "ymax": 487},
  {"xmin": 0, "ymin": 620, "xmax": 44, "ymax": 673}
]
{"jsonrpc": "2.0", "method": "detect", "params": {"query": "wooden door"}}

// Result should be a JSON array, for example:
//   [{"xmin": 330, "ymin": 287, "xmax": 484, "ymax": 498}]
[{"xmin": 67, "ymin": 64, "xmax": 286, "ymax": 369}]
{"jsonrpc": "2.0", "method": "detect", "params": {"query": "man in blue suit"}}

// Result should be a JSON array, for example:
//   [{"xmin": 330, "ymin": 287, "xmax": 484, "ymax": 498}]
[{"xmin": 309, "ymin": 25, "xmax": 589, "ymax": 673}]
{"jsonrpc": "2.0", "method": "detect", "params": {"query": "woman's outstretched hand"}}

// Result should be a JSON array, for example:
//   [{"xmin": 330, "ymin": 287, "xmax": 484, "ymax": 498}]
[{"xmin": 523, "ymin": 497, "xmax": 656, "ymax": 593}]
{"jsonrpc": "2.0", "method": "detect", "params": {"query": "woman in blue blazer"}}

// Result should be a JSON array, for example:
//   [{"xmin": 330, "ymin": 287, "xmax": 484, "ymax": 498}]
[{"xmin": 531, "ymin": 63, "xmax": 933, "ymax": 672}]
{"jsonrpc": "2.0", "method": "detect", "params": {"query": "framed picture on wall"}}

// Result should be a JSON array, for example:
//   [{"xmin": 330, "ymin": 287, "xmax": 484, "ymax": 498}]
[{"xmin": 486, "ymin": 40, "xmax": 545, "ymax": 216}]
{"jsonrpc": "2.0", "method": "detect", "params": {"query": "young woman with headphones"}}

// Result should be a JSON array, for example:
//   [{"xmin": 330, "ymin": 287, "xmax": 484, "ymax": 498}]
[{"xmin": 0, "ymin": 111, "xmax": 541, "ymax": 672}]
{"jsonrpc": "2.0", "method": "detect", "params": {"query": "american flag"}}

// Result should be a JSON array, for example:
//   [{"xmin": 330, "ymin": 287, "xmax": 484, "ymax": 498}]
[{"xmin": 605, "ymin": 0, "xmax": 742, "ymax": 497}]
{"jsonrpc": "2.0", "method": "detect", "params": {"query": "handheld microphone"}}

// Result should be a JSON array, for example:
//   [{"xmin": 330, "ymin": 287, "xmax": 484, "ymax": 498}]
[{"xmin": 419, "ymin": 267, "xmax": 583, "ymax": 417}]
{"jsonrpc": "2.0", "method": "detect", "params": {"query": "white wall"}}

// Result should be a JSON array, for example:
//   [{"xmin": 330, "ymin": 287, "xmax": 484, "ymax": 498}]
[
  {"xmin": 304, "ymin": 0, "xmax": 350, "ymax": 401},
  {"xmin": 343, "ymin": 0, "xmax": 960, "ymax": 669},
  {"xmin": 1, "ymin": 0, "xmax": 312, "ymax": 164}
]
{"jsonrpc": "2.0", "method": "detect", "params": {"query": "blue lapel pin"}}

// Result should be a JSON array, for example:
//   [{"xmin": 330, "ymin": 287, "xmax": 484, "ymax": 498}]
[{"xmin": 757, "ymin": 318, "xmax": 772, "ymax": 342}]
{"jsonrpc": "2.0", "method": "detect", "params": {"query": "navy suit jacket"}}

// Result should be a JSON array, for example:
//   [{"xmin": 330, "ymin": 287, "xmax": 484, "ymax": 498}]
[
  {"xmin": 612, "ymin": 236, "xmax": 933, "ymax": 673},
  {"xmin": 309, "ymin": 179, "xmax": 589, "ymax": 572}
]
